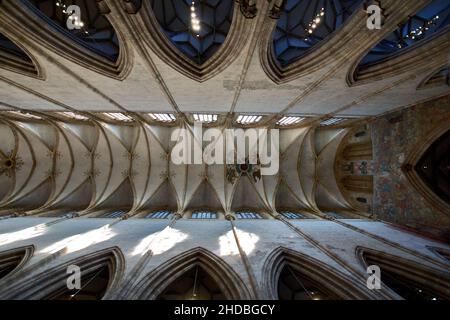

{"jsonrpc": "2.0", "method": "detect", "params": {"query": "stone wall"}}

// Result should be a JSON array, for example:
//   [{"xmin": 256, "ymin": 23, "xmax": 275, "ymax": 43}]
[
  {"xmin": 372, "ymin": 94, "xmax": 450, "ymax": 239},
  {"xmin": 0, "ymin": 217, "xmax": 448, "ymax": 299}
]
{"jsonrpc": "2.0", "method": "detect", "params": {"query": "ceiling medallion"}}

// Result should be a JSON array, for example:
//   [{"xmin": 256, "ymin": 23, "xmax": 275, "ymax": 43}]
[
  {"xmin": 83, "ymin": 168, "xmax": 101, "ymax": 178},
  {"xmin": 226, "ymin": 157, "xmax": 261, "ymax": 184},
  {"xmin": 0, "ymin": 153, "xmax": 24, "ymax": 179}
]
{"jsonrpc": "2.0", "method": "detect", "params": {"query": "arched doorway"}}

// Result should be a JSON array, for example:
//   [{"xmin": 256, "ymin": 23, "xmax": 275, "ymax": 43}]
[
  {"xmin": 128, "ymin": 248, "xmax": 253, "ymax": 300},
  {"xmin": 158, "ymin": 265, "xmax": 225, "ymax": 300},
  {"xmin": 45, "ymin": 262, "xmax": 111, "ymax": 300},
  {"xmin": 358, "ymin": 247, "xmax": 450, "ymax": 300},
  {"xmin": 263, "ymin": 247, "xmax": 372, "ymax": 300},
  {"xmin": 402, "ymin": 124, "xmax": 450, "ymax": 215},
  {"xmin": 1, "ymin": 247, "xmax": 124, "ymax": 300},
  {"xmin": 277, "ymin": 264, "xmax": 341, "ymax": 300},
  {"xmin": 0, "ymin": 246, "xmax": 34, "ymax": 281}
]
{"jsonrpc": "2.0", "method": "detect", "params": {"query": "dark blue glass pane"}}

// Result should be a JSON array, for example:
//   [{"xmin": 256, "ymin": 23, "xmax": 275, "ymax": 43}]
[
  {"xmin": 273, "ymin": 0, "xmax": 365, "ymax": 67},
  {"xmin": 150, "ymin": 0, "xmax": 234, "ymax": 65},
  {"xmin": 0, "ymin": 33, "xmax": 31, "ymax": 61},
  {"xmin": 25, "ymin": 0, "xmax": 120, "ymax": 61},
  {"xmin": 361, "ymin": 0, "xmax": 450, "ymax": 65}
]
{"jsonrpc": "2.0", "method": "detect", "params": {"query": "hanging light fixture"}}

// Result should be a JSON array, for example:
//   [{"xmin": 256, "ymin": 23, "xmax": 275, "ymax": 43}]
[
  {"xmin": 191, "ymin": 265, "xmax": 199, "ymax": 299},
  {"xmin": 191, "ymin": 1, "xmax": 200, "ymax": 36},
  {"xmin": 305, "ymin": 8, "xmax": 325, "ymax": 39}
]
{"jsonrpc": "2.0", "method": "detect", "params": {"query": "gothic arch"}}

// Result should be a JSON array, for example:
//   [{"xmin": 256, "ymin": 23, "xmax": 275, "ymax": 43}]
[
  {"xmin": 427, "ymin": 246, "xmax": 450, "ymax": 262},
  {"xmin": 348, "ymin": 29, "xmax": 450, "ymax": 86},
  {"xmin": 128, "ymin": 247, "xmax": 253, "ymax": 299},
  {"xmin": 401, "ymin": 121, "xmax": 450, "ymax": 216},
  {"xmin": 260, "ymin": 0, "xmax": 367, "ymax": 84},
  {"xmin": 417, "ymin": 66, "xmax": 450, "ymax": 90},
  {"xmin": 348, "ymin": 2, "xmax": 450, "ymax": 86},
  {"xmin": 356, "ymin": 246, "xmax": 450, "ymax": 300},
  {"xmin": 0, "ymin": 31, "xmax": 43, "ymax": 79},
  {"xmin": 0, "ymin": 245, "xmax": 34, "ymax": 281},
  {"xmin": 1, "ymin": 0, "xmax": 133, "ymax": 80},
  {"xmin": 1, "ymin": 247, "xmax": 125, "ymax": 300},
  {"xmin": 132, "ymin": 0, "xmax": 253, "ymax": 82},
  {"xmin": 262, "ymin": 247, "xmax": 372, "ymax": 300}
]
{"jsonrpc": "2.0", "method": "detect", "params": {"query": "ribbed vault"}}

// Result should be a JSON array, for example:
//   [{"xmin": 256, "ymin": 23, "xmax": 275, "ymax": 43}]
[{"xmin": 0, "ymin": 112, "xmax": 365, "ymax": 217}]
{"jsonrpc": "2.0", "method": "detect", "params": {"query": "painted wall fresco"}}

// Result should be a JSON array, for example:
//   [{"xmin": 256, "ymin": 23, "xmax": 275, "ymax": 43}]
[{"xmin": 372, "ymin": 94, "xmax": 450, "ymax": 240}]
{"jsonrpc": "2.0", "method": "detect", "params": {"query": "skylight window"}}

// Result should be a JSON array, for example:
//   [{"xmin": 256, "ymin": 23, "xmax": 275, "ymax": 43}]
[
  {"xmin": 193, "ymin": 114, "xmax": 218, "ymax": 124},
  {"xmin": 236, "ymin": 211, "xmax": 263, "ymax": 219},
  {"xmin": 277, "ymin": 116, "xmax": 305, "ymax": 126},
  {"xmin": 103, "ymin": 112, "xmax": 133, "ymax": 122},
  {"xmin": 7, "ymin": 111, "xmax": 42, "ymax": 120},
  {"xmin": 149, "ymin": 113, "xmax": 176, "ymax": 123},
  {"xmin": 236, "ymin": 115, "xmax": 263, "ymax": 125},
  {"xmin": 57, "ymin": 112, "xmax": 89, "ymax": 121},
  {"xmin": 191, "ymin": 211, "xmax": 217, "ymax": 219},
  {"xmin": 281, "ymin": 211, "xmax": 308, "ymax": 219},
  {"xmin": 145, "ymin": 210, "xmax": 173, "ymax": 219},
  {"xmin": 320, "ymin": 118, "xmax": 347, "ymax": 126},
  {"xmin": 101, "ymin": 211, "xmax": 126, "ymax": 218}
]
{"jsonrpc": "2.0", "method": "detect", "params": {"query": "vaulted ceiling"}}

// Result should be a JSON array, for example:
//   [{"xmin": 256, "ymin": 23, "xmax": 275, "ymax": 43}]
[
  {"xmin": 0, "ymin": 0, "xmax": 448, "ymax": 119},
  {"xmin": 0, "ymin": 0, "xmax": 448, "ymax": 217},
  {"xmin": 0, "ymin": 115, "xmax": 359, "ymax": 216}
]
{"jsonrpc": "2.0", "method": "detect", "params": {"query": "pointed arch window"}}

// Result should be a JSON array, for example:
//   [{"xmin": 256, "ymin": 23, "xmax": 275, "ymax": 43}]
[
  {"xmin": 0, "ymin": 33, "xmax": 30, "ymax": 61},
  {"xmin": 359, "ymin": 0, "xmax": 450, "ymax": 66},
  {"xmin": 278, "ymin": 264, "xmax": 340, "ymax": 300},
  {"xmin": 57, "ymin": 112, "xmax": 90, "ymax": 121},
  {"xmin": 25, "ymin": 0, "xmax": 120, "ymax": 62},
  {"xmin": 0, "ymin": 32, "xmax": 39, "ymax": 77},
  {"xmin": 146, "ymin": 210, "xmax": 174, "ymax": 219},
  {"xmin": 129, "ymin": 248, "xmax": 253, "ymax": 299},
  {"xmin": 414, "ymin": 129, "xmax": 450, "ymax": 205},
  {"xmin": 158, "ymin": 265, "xmax": 225, "ymax": 300},
  {"xmin": 280, "ymin": 211, "xmax": 310, "ymax": 219},
  {"xmin": 191, "ymin": 211, "xmax": 217, "ymax": 219},
  {"xmin": 0, "ymin": 246, "xmax": 34, "ymax": 280},
  {"xmin": 1, "ymin": 247, "xmax": 123, "ymax": 300},
  {"xmin": 50, "ymin": 264, "xmax": 111, "ymax": 300},
  {"xmin": 359, "ymin": 248, "xmax": 450, "ymax": 300},
  {"xmin": 101, "ymin": 210, "xmax": 126, "ymax": 218},
  {"xmin": 263, "ymin": 248, "xmax": 370, "ymax": 300},
  {"xmin": 149, "ymin": 0, "xmax": 234, "ymax": 65},
  {"xmin": 273, "ymin": 0, "xmax": 365, "ymax": 67},
  {"xmin": 428, "ymin": 246, "xmax": 450, "ymax": 262},
  {"xmin": 419, "ymin": 67, "xmax": 450, "ymax": 89},
  {"xmin": 235, "ymin": 211, "xmax": 263, "ymax": 219}
]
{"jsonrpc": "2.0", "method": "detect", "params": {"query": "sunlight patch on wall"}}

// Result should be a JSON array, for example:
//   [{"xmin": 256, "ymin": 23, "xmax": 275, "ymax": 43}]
[
  {"xmin": 0, "ymin": 223, "xmax": 47, "ymax": 246},
  {"xmin": 219, "ymin": 229, "xmax": 259, "ymax": 256},
  {"xmin": 132, "ymin": 226, "xmax": 188, "ymax": 256},
  {"xmin": 40, "ymin": 225, "xmax": 116, "ymax": 254}
]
